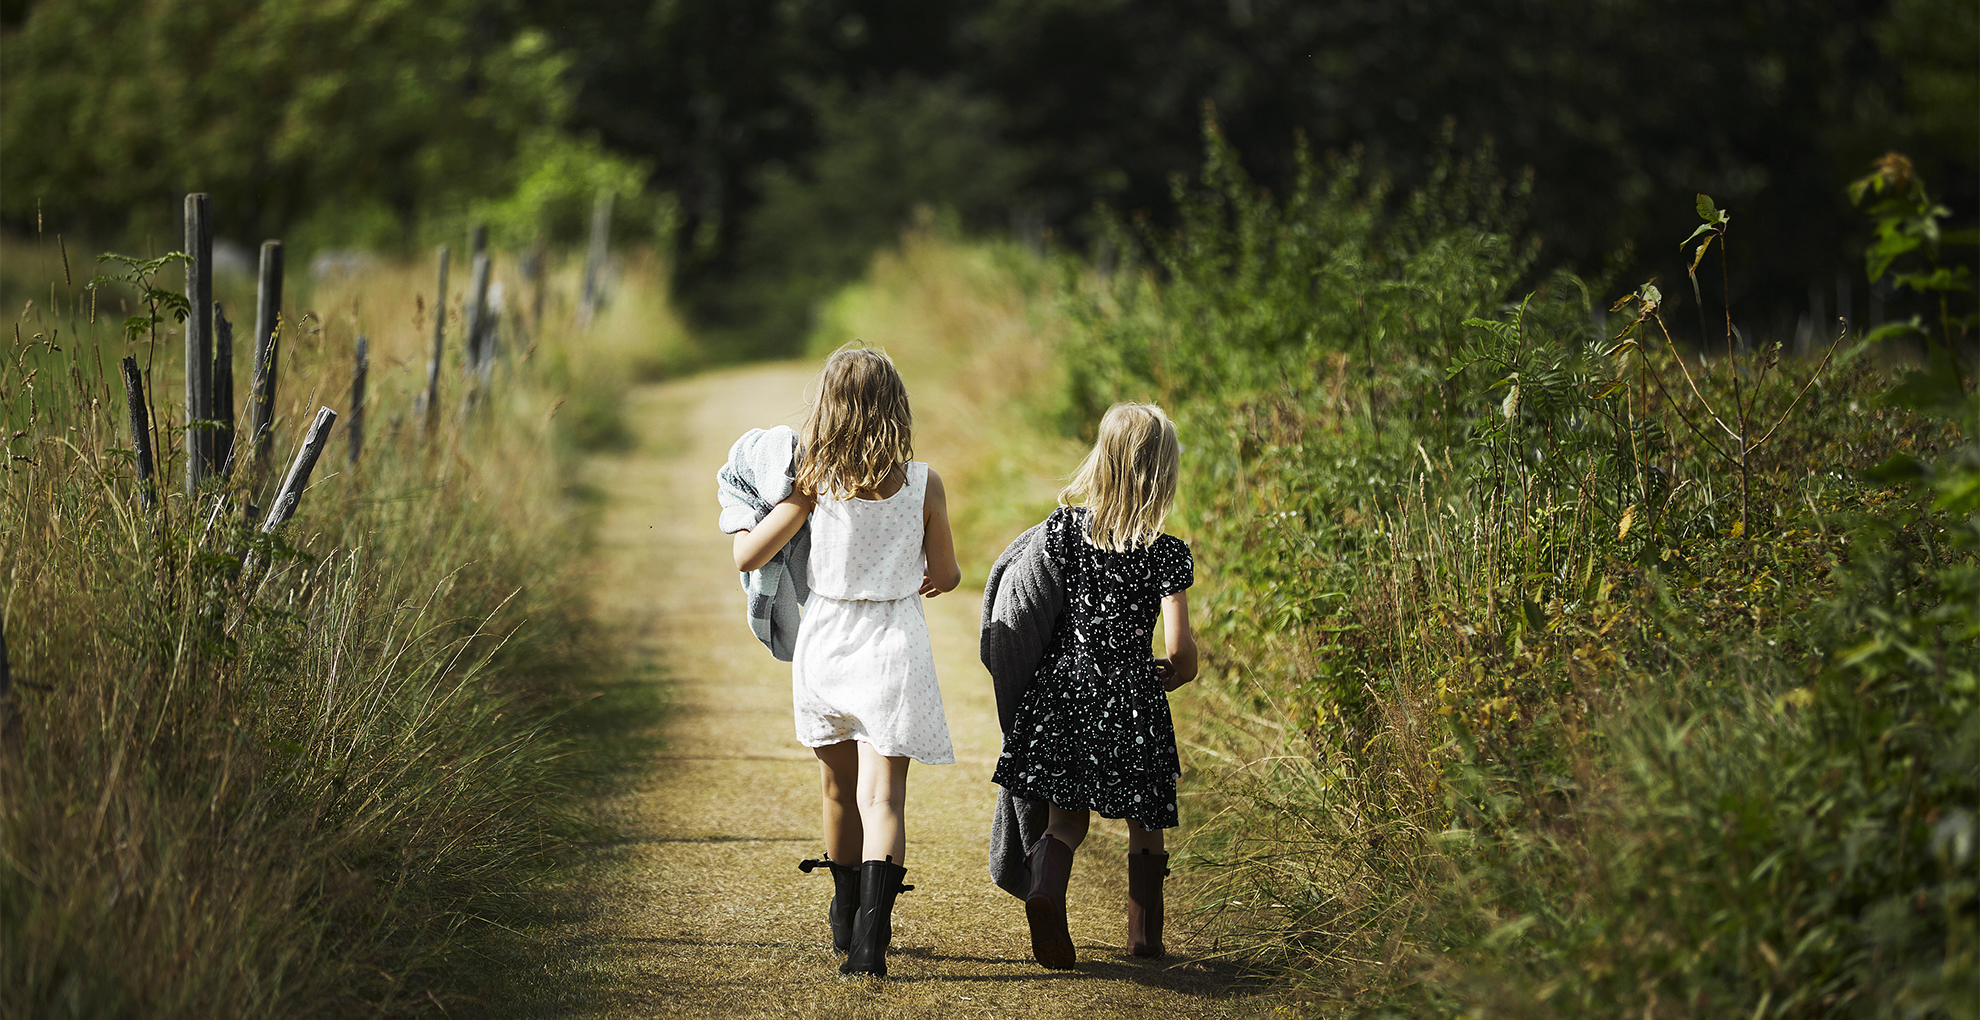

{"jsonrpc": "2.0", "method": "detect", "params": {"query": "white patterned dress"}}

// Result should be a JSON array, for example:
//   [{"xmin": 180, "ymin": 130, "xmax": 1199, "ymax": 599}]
[{"xmin": 791, "ymin": 462, "xmax": 955, "ymax": 764}]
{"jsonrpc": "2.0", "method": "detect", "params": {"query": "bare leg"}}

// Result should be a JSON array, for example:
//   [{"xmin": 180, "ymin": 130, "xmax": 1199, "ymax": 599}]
[
  {"xmin": 1126, "ymin": 822, "xmax": 1166, "ymax": 854},
  {"xmin": 855, "ymin": 741, "xmax": 911, "ymax": 864},
  {"xmin": 814, "ymin": 741, "xmax": 862, "ymax": 862},
  {"xmin": 1043, "ymin": 803, "xmax": 1091, "ymax": 851}
]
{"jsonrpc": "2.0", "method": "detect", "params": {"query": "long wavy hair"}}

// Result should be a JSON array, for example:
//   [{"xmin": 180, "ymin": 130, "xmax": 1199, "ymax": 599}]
[
  {"xmin": 796, "ymin": 345, "xmax": 914, "ymax": 499},
  {"xmin": 1060, "ymin": 402, "xmax": 1179, "ymax": 551}
]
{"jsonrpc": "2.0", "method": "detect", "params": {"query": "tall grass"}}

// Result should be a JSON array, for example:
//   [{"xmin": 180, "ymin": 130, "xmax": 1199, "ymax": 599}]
[
  {"xmin": 796, "ymin": 123, "xmax": 1978, "ymax": 1016},
  {"xmin": 1052, "ymin": 125, "xmax": 1978, "ymax": 1016},
  {"xmin": 1, "ymin": 236, "xmax": 692, "ymax": 1017}
]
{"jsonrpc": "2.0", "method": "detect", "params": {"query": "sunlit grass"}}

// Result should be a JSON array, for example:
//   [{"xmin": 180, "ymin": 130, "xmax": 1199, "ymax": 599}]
[{"xmin": 0, "ymin": 235, "xmax": 688, "ymax": 1017}]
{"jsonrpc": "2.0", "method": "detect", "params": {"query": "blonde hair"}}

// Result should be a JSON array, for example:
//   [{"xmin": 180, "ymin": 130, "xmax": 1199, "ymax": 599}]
[
  {"xmin": 797, "ymin": 345, "xmax": 914, "ymax": 499},
  {"xmin": 1060, "ymin": 403, "xmax": 1180, "ymax": 551}
]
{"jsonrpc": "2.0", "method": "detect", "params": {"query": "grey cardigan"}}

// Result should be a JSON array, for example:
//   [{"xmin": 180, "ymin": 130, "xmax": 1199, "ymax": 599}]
[
  {"xmin": 981, "ymin": 519, "xmax": 1064, "ymax": 898},
  {"xmin": 716, "ymin": 426, "xmax": 810, "ymax": 661}
]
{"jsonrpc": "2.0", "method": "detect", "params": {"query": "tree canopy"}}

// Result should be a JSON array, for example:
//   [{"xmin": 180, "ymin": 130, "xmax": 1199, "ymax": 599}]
[{"xmin": 4, "ymin": 0, "xmax": 1973, "ymax": 349}]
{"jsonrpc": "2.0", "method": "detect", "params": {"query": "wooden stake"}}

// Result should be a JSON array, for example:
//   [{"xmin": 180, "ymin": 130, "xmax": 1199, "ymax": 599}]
[
  {"xmin": 464, "ymin": 225, "xmax": 492, "ymax": 385},
  {"xmin": 424, "ymin": 245, "xmax": 448, "ymax": 431},
  {"xmin": 214, "ymin": 303, "xmax": 235, "ymax": 477},
  {"xmin": 120, "ymin": 356, "xmax": 156, "ymax": 510},
  {"xmin": 580, "ymin": 191, "xmax": 613, "ymax": 329},
  {"xmin": 263, "ymin": 407, "xmax": 337, "ymax": 533},
  {"xmin": 349, "ymin": 336, "xmax": 367, "ymax": 465},
  {"xmin": 184, "ymin": 193, "xmax": 213, "ymax": 493},
  {"xmin": 0, "ymin": 616, "xmax": 14, "ymax": 751},
  {"xmin": 251, "ymin": 240, "xmax": 283, "ymax": 471}
]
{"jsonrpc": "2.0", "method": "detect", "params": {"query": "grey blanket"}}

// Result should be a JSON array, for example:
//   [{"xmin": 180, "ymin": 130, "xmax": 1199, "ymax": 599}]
[
  {"xmin": 981, "ymin": 519, "xmax": 1064, "ymax": 898},
  {"xmin": 715, "ymin": 426, "xmax": 810, "ymax": 661}
]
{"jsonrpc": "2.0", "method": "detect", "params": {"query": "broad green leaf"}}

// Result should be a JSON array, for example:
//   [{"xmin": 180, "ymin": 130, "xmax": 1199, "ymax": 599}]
[
  {"xmin": 1695, "ymin": 193, "xmax": 1719, "ymax": 221},
  {"xmin": 1863, "ymin": 318, "xmax": 1926, "ymax": 344},
  {"xmin": 1935, "ymin": 471, "xmax": 1980, "ymax": 516},
  {"xmin": 1892, "ymin": 267, "xmax": 1972, "ymax": 293},
  {"xmin": 1688, "ymin": 233, "xmax": 1716, "ymax": 275},
  {"xmin": 1861, "ymin": 453, "xmax": 1928, "ymax": 484}
]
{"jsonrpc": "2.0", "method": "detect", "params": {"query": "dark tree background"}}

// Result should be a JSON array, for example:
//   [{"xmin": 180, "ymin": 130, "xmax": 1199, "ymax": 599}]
[{"xmin": 5, "ymin": 0, "xmax": 1975, "ymax": 353}]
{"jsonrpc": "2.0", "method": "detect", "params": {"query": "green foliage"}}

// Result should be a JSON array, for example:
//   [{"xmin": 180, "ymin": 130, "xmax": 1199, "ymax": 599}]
[
  {"xmin": 1061, "ymin": 115, "xmax": 1540, "ymax": 715},
  {"xmin": 1850, "ymin": 152, "xmax": 1978, "ymax": 360},
  {"xmin": 707, "ymin": 77, "xmax": 1032, "ymax": 357},
  {"xmin": 0, "ymin": 0, "xmax": 652, "ymax": 255},
  {"xmin": 1050, "ymin": 122, "xmax": 1978, "ymax": 1014},
  {"xmin": 87, "ymin": 251, "xmax": 192, "ymax": 345}
]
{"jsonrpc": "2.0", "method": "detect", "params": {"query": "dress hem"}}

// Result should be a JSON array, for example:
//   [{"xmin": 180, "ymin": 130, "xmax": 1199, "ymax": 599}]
[
  {"xmin": 991, "ymin": 779, "xmax": 1177, "ymax": 830},
  {"xmin": 798, "ymin": 733, "xmax": 955, "ymax": 766}
]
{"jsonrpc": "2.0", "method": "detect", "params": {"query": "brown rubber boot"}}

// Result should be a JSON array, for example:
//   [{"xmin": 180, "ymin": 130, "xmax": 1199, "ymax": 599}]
[
  {"xmin": 1024, "ymin": 834, "xmax": 1077, "ymax": 969},
  {"xmin": 1126, "ymin": 849, "xmax": 1170, "ymax": 957}
]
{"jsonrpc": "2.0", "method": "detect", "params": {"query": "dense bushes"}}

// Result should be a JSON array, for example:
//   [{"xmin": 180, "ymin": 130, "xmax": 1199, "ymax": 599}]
[{"xmin": 1055, "ymin": 122, "xmax": 1977, "ymax": 1015}]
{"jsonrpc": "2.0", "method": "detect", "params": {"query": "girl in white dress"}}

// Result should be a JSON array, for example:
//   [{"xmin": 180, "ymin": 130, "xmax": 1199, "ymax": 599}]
[{"xmin": 731, "ymin": 346, "xmax": 959, "ymax": 977}]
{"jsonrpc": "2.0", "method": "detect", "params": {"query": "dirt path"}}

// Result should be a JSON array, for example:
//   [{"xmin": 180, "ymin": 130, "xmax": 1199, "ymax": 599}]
[{"xmin": 566, "ymin": 363, "xmax": 1258, "ymax": 1019}]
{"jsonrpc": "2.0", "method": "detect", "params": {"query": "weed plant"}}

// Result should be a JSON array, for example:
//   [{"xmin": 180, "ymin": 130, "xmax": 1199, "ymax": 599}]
[
  {"xmin": 0, "ymin": 237, "xmax": 691, "ymax": 1017},
  {"xmin": 1023, "ymin": 121, "xmax": 1976, "ymax": 1015}
]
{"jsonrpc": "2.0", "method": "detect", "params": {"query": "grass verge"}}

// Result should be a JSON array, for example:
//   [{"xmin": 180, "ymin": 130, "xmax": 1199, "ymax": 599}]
[{"xmin": 1, "ymin": 236, "xmax": 691, "ymax": 1017}]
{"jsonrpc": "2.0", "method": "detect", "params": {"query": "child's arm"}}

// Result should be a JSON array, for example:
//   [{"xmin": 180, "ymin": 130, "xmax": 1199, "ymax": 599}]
[
  {"xmin": 1154, "ymin": 591, "xmax": 1198, "ymax": 691},
  {"xmin": 733, "ymin": 492, "xmax": 815, "ymax": 572},
  {"xmin": 918, "ymin": 468, "xmax": 961, "ymax": 597}
]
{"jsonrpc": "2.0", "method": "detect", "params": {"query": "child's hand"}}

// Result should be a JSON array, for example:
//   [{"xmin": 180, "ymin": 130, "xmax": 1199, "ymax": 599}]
[
  {"xmin": 1153, "ymin": 658, "xmax": 1195, "ymax": 692},
  {"xmin": 918, "ymin": 572, "xmax": 946, "ymax": 598}
]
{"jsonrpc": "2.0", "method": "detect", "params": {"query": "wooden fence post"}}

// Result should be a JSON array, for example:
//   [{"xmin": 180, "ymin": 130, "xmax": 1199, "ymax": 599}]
[
  {"xmin": 463, "ymin": 225, "xmax": 492, "ymax": 387},
  {"xmin": 240, "ymin": 406, "xmax": 337, "ymax": 592},
  {"xmin": 580, "ymin": 191, "xmax": 613, "ymax": 329},
  {"xmin": 424, "ymin": 245, "xmax": 448, "ymax": 431},
  {"xmin": 263, "ymin": 407, "xmax": 337, "ymax": 534},
  {"xmin": 214, "ymin": 304, "xmax": 235, "ymax": 477},
  {"xmin": 349, "ymin": 336, "xmax": 367, "ymax": 465},
  {"xmin": 184, "ymin": 193, "xmax": 213, "ymax": 493},
  {"xmin": 251, "ymin": 240, "xmax": 283, "ymax": 471},
  {"xmin": 120, "ymin": 356, "xmax": 156, "ymax": 510},
  {"xmin": 0, "ymin": 616, "xmax": 14, "ymax": 750}
]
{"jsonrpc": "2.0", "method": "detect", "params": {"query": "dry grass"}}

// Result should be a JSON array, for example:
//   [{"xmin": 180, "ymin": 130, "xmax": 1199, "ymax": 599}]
[{"xmin": 0, "ymin": 235, "xmax": 690, "ymax": 1018}]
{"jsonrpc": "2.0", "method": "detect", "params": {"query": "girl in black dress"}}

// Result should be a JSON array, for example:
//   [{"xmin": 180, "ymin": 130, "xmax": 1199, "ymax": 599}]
[{"xmin": 990, "ymin": 402, "xmax": 1199, "ymax": 968}]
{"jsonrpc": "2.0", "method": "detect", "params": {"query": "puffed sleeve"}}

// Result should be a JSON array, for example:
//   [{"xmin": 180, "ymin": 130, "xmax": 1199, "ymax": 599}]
[{"xmin": 1157, "ymin": 536, "xmax": 1194, "ymax": 596}]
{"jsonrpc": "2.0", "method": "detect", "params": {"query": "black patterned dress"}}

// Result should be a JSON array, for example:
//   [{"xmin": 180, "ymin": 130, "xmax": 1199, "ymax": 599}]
[{"xmin": 991, "ymin": 506, "xmax": 1195, "ymax": 830}]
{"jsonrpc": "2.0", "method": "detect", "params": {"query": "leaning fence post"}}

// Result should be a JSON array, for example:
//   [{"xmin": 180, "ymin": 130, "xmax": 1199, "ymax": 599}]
[
  {"xmin": 349, "ymin": 336, "xmax": 367, "ymax": 465},
  {"xmin": 424, "ymin": 245, "xmax": 448, "ymax": 431},
  {"xmin": 238, "ymin": 406, "xmax": 337, "ymax": 597},
  {"xmin": 265, "ymin": 407, "xmax": 337, "ymax": 534},
  {"xmin": 251, "ymin": 240, "xmax": 283, "ymax": 471},
  {"xmin": 120, "ymin": 356, "xmax": 156, "ymax": 510},
  {"xmin": 184, "ymin": 193, "xmax": 213, "ymax": 493},
  {"xmin": 214, "ymin": 304, "xmax": 236, "ymax": 477},
  {"xmin": 580, "ymin": 191, "xmax": 613, "ymax": 329}
]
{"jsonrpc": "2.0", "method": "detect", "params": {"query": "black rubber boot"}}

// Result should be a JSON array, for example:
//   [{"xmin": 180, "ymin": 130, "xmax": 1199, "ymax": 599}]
[
  {"xmin": 1126, "ymin": 850, "xmax": 1170, "ymax": 957},
  {"xmin": 797, "ymin": 855, "xmax": 862, "ymax": 953},
  {"xmin": 1024, "ymin": 834, "xmax": 1077, "ymax": 969},
  {"xmin": 839, "ymin": 857, "xmax": 909, "ymax": 977}
]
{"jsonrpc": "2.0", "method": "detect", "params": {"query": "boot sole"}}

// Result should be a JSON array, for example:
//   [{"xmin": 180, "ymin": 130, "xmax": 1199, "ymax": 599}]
[{"xmin": 1024, "ymin": 894, "xmax": 1077, "ymax": 969}]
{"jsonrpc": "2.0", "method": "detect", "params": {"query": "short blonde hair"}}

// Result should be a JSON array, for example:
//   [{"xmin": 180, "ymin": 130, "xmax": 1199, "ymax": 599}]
[
  {"xmin": 797, "ymin": 345, "xmax": 914, "ymax": 499},
  {"xmin": 1060, "ymin": 403, "xmax": 1179, "ymax": 551}
]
